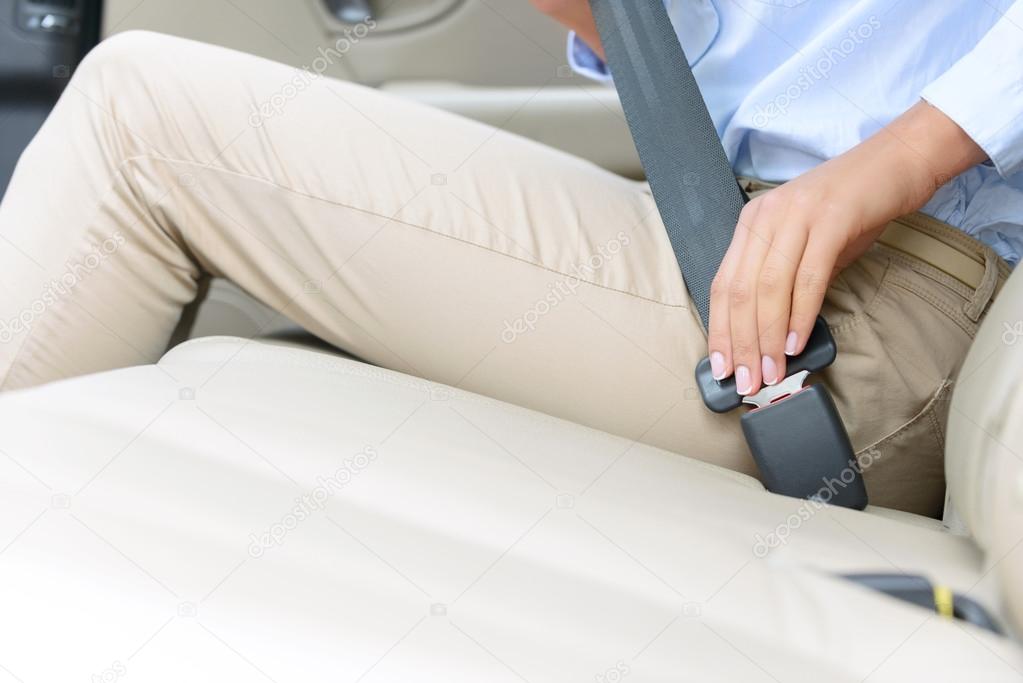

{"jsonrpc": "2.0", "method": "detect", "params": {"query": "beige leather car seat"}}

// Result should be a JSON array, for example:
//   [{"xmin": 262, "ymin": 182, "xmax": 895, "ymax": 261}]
[
  {"xmin": 0, "ymin": 263, "xmax": 1020, "ymax": 681},
  {"xmin": 944, "ymin": 262, "xmax": 1023, "ymax": 639}
]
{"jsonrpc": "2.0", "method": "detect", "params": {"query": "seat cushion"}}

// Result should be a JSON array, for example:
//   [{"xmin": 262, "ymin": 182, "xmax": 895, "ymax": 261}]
[
  {"xmin": 0, "ymin": 337, "xmax": 1019, "ymax": 681},
  {"xmin": 944, "ymin": 265, "xmax": 1023, "ymax": 634}
]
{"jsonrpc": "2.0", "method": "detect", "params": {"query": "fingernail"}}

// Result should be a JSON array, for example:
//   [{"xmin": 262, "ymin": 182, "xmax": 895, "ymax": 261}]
[
  {"xmin": 762, "ymin": 355, "xmax": 779, "ymax": 386},
  {"xmin": 710, "ymin": 351, "xmax": 726, "ymax": 380},
  {"xmin": 735, "ymin": 365, "xmax": 752, "ymax": 395},
  {"xmin": 785, "ymin": 331, "xmax": 799, "ymax": 356}
]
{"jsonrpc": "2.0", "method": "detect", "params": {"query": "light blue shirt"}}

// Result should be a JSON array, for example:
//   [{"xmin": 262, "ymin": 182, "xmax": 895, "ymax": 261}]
[{"xmin": 570, "ymin": 0, "xmax": 1023, "ymax": 265}]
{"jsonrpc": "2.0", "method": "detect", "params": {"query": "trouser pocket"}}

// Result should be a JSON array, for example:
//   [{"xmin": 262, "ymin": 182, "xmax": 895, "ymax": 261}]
[
  {"xmin": 819, "ymin": 244, "xmax": 977, "ymax": 517},
  {"xmin": 855, "ymin": 380, "xmax": 953, "ymax": 517}
]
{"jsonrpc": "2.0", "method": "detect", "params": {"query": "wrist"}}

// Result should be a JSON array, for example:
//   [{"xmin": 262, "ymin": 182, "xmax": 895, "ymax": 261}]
[
  {"xmin": 574, "ymin": 27, "xmax": 605, "ymax": 60},
  {"xmin": 874, "ymin": 100, "xmax": 988, "ymax": 214},
  {"xmin": 531, "ymin": 0, "xmax": 604, "ymax": 59}
]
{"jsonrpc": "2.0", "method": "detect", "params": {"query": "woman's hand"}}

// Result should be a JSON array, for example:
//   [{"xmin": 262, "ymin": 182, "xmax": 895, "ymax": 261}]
[
  {"xmin": 708, "ymin": 100, "xmax": 987, "ymax": 396},
  {"xmin": 529, "ymin": 0, "xmax": 604, "ymax": 58}
]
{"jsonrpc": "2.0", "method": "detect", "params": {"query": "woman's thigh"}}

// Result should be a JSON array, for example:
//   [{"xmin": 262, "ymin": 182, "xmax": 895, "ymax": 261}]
[{"xmin": 0, "ymin": 32, "xmax": 752, "ymax": 474}]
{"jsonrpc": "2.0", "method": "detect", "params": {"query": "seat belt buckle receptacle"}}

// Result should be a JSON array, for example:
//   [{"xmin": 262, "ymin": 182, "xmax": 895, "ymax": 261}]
[{"xmin": 695, "ymin": 317, "xmax": 868, "ymax": 510}]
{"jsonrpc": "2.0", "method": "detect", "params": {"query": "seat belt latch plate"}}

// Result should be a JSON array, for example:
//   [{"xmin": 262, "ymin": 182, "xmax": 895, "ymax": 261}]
[{"xmin": 695, "ymin": 316, "xmax": 836, "ymax": 413}]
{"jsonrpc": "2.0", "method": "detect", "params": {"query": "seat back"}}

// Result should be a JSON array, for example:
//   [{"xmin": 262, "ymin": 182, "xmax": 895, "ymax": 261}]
[{"xmin": 946, "ymin": 265, "xmax": 1023, "ymax": 635}]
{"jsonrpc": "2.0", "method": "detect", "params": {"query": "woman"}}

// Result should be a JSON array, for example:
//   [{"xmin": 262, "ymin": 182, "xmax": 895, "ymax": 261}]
[{"xmin": 0, "ymin": 0, "xmax": 1019, "ymax": 517}]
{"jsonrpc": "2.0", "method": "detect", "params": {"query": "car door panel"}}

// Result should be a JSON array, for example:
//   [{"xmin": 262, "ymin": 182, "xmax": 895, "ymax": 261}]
[{"xmin": 100, "ymin": 0, "xmax": 639, "ymax": 175}]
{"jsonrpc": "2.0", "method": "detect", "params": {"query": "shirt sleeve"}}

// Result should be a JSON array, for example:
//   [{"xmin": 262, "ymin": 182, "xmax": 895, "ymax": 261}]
[
  {"xmin": 566, "ymin": 31, "xmax": 613, "ymax": 84},
  {"xmin": 921, "ymin": 1, "xmax": 1023, "ymax": 179}
]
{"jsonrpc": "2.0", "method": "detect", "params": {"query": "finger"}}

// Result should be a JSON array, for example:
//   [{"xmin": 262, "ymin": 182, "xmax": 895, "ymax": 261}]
[
  {"xmin": 755, "ymin": 221, "xmax": 808, "ymax": 385},
  {"xmin": 708, "ymin": 201, "xmax": 758, "ymax": 380},
  {"xmin": 730, "ymin": 198, "xmax": 783, "ymax": 395},
  {"xmin": 788, "ymin": 229, "xmax": 844, "ymax": 356}
]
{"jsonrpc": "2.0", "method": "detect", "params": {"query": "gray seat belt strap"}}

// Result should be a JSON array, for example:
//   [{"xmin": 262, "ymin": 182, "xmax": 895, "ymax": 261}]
[
  {"xmin": 590, "ymin": 0, "xmax": 868, "ymax": 510},
  {"xmin": 588, "ymin": 0, "xmax": 743, "ymax": 329}
]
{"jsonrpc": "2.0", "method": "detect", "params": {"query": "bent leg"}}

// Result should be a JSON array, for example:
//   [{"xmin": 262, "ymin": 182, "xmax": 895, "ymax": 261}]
[{"xmin": 0, "ymin": 32, "xmax": 749, "ymax": 472}]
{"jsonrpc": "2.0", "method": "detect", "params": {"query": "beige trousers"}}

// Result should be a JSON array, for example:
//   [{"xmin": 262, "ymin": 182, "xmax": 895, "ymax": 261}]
[{"xmin": 0, "ymin": 32, "xmax": 1007, "ymax": 516}]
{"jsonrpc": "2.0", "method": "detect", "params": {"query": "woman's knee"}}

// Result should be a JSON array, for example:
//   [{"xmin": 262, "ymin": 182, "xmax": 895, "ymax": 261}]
[
  {"xmin": 65, "ymin": 31, "xmax": 223, "ymax": 153},
  {"xmin": 73, "ymin": 31, "xmax": 184, "ymax": 87}
]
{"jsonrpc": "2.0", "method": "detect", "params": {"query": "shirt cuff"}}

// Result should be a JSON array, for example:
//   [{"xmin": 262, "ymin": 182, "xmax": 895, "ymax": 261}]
[
  {"xmin": 567, "ymin": 31, "xmax": 613, "ymax": 84},
  {"xmin": 921, "ymin": 1, "xmax": 1023, "ymax": 179}
]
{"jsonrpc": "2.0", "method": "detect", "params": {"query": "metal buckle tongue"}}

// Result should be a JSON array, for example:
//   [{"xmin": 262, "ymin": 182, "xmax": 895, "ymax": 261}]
[{"xmin": 742, "ymin": 370, "xmax": 810, "ymax": 410}]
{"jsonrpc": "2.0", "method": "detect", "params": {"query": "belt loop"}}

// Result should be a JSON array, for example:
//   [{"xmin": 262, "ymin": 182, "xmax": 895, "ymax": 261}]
[{"xmin": 964, "ymin": 247, "xmax": 1000, "ymax": 322}]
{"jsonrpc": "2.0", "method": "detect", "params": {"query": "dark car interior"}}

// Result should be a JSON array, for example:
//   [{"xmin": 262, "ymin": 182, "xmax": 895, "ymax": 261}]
[{"xmin": 0, "ymin": 0, "xmax": 101, "ymax": 194}]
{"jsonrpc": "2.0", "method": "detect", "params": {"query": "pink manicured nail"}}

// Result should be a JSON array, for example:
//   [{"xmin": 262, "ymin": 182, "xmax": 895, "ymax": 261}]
[
  {"xmin": 762, "ymin": 355, "xmax": 779, "ymax": 386},
  {"xmin": 735, "ymin": 365, "xmax": 752, "ymax": 395},
  {"xmin": 785, "ymin": 331, "xmax": 799, "ymax": 356},
  {"xmin": 710, "ymin": 351, "xmax": 726, "ymax": 380}
]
